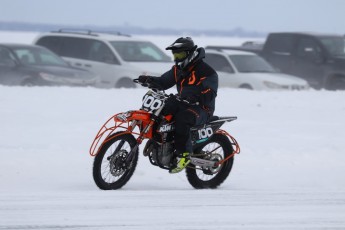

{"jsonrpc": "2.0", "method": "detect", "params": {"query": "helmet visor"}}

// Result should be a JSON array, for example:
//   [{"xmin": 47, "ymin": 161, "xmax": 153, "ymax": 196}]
[{"xmin": 172, "ymin": 51, "xmax": 187, "ymax": 62}]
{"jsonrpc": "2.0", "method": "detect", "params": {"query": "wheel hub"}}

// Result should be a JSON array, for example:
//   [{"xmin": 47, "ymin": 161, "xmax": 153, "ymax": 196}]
[
  {"xmin": 202, "ymin": 153, "xmax": 223, "ymax": 175},
  {"xmin": 109, "ymin": 150, "xmax": 128, "ymax": 176}
]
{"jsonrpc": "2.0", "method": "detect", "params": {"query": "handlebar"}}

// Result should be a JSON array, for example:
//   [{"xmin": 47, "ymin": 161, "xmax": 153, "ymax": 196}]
[
  {"xmin": 132, "ymin": 78, "xmax": 141, "ymax": 84},
  {"xmin": 133, "ymin": 78, "xmax": 199, "ymax": 106},
  {"xmin": 133, "ymin": 78, "xmax": 164, "ymax": 91}
]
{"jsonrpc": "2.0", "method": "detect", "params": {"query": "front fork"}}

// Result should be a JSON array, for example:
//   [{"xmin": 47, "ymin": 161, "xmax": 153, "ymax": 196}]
[
  {"xmin": 124, "ymin": 106, "xmax": 165, "ymax": 164},
  {"xmin": 110, "ymin": 120, "xmax": 139, "ymax": 164},
  {"xmin": 124, "ymin": 116, "xmax": 157, "ymax": 164}
]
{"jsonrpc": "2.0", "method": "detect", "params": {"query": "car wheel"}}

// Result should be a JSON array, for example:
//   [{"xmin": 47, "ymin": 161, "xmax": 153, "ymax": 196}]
[
  {"xmin": 115, "ymin": 78, "xmax": 136, "ymax": 88},
  {"xmin": 325, "ymin": 75, "xmax": 345, "ymax": 91},
  {"xmin": 239, "ymin": 84, "xmax": 253, "ymax": 90},
  {"xmin": 21, "ymin": 78, "xmax": 36, "ymax": 87}
]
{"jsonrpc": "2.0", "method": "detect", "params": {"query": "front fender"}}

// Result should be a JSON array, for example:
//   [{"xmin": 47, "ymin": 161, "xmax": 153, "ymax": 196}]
[
  {"xmin": 114, "ymin": 110, "xmax": 151, "ymax": 123},
  {"xmin": 90, "ymin": 110, "xmax": 151, "ymax": 156}
]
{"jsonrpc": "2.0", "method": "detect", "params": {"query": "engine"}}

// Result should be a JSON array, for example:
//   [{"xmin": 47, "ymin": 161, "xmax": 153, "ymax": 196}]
[{"xmin": 143, "ymin": 118, "xmax": 175, "ymax": 169}]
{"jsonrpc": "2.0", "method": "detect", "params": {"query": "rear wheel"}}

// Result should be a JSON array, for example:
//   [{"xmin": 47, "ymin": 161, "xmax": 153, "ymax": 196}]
[
  {"xmin": 186, "ymin": 133, "xmax": 234, "ymax": 189},
  {"xmin": 93, "ymin": 132, "xmax": 138, "ymax": 190},
  {"xmin": 325, "ymin": 75, "xmax": 345, "ymax": 90}
]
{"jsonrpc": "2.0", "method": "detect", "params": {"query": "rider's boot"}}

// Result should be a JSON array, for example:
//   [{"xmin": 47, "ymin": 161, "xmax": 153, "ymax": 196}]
[{"xmin": 170, "ymin": 152, "xmax": 190, "ymax": 174}]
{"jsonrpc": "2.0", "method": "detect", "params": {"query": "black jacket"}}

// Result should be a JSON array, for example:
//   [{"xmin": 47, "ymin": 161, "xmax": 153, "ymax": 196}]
[{"xmin": 151, "ymin": 48, "xmax": 218, "ymax": 112}]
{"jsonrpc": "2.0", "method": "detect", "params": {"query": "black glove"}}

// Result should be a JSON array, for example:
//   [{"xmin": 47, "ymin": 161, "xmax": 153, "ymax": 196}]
[
  {"xmin": 138, "ymin": 75, "xmax": 152, "ymax": 84},
  {"xmin": 166, "ymin": 94, "xmax": 178, "ymax": 104}
]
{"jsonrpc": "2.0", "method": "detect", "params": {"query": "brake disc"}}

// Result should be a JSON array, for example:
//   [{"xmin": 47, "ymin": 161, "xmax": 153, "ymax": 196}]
[{"xmin": 109, "ymin": 150, "xmax": 128, "ymax": 176}]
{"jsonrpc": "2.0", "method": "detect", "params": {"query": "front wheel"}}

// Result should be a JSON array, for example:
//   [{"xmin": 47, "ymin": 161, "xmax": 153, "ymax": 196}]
[
  {"xmin": 93, "ymin": 132, "xmax": 139, "ymax": 190},
  {"xmin": 21, "ymin": 77, "xmax": 37, "ymax": 86},
  {"xmin": 186, "ymin": 133, "xmax": 234, "ymax": 189}
]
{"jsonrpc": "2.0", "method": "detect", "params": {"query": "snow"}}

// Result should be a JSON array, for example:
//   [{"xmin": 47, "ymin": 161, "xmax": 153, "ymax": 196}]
[{"xmin": 1, "ymin": 32, "xmax": 345, "ymax": 229}]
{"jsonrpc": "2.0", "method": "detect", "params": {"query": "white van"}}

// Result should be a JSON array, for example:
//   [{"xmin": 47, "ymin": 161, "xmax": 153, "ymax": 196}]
[{"xmin": 33, "ymin": 29, "xmax": 173, "ymax": 88}]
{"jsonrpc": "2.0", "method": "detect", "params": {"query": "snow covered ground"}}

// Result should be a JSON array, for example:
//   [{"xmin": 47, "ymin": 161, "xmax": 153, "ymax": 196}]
[
  {"xmin": 1, "ymin": 32, "xmax": 345, "ymax": 229},
  {"xmin": 1, "ymin": 86, "xmax": 345, "ymax": 229}
]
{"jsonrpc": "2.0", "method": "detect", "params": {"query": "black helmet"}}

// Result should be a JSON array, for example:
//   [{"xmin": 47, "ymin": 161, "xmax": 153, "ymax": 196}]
[
  {"xmin": 166, "ymin": 37, "xmax": 197, "ymax": 63},
  {"xmin": 166, "ymin": 37, "xmax": 196, "ymax": 52}
]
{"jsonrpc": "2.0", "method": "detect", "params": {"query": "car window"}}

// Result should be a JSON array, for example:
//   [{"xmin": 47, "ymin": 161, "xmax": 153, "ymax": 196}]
[
  {"xmin": 204, "ymin": 53, "xmax": 234, "ymax": 73},
  {"xmin": 17, "ymin": 51, "xmax": 35, "ymax": 64},
  {"xmin": 229, "ymin": 54, "xmax": 276, "ymax": 73},
  {"xmin": 39, "ymin": 50, "xmax": 67, "ymax": 66},
  {"xmin": 265, "ymin": 34, "xmax": 295, "ymax": 54},
  {"xmin": 13, "ymin": 47, "xmax": 68, "ymax": 67},
  {"xmin": 319, "ymin": 37, "xmax": 345, "ymax": 57},
  {"xmin": 89, "ymin": 40, "xmax": 118, "ymax": 64},
  {"xmin": 59, "ymin": 37, "xmax": 91, "ymax": 59},
  {"xmin": 0, "ymin": 47, "xmax": 16, "ymax": 66},
  {"xmin": 36, "ymin": 36, "xmax": 62, "ymax": 54},
  {"xmin": 296, "ymin": 38, "xmax": 322, "ymax": 60},
  {"xmin": 56, "ymin": 37, "xmax": 120, "ymax": 64},
  {"xmin": 110, "ymin": 41, "xmax": 171, "ymax": 62}
]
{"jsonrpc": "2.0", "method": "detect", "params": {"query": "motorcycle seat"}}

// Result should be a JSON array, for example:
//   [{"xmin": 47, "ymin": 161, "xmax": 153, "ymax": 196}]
[{"xmin": 208, "ymin": 115, "xmax": 219, "ymax": 122}]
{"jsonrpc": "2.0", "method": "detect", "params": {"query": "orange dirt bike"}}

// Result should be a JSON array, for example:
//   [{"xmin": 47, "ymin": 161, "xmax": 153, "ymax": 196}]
[{"xmin": 90, "ymin": 79, "xmax": 240, "ymax": 189}]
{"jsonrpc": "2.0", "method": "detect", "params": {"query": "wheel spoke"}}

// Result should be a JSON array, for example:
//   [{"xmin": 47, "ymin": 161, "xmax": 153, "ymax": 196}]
[
  {"xmin": 100, "ymin": 140, "xmax": 131, "ymax": 183},
  {"xmin": 93, "ymin": 133, "xmax": 138, "ymax": 190}
]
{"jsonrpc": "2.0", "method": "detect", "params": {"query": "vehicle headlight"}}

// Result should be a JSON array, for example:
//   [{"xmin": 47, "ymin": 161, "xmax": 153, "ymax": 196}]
[
  {"xmin": 39, "ymin": 72, "xmax": 62, "ymax": 82},
  {"xmin": 263, "ymin": 81, "xmax": 284, "ymax": 89}
]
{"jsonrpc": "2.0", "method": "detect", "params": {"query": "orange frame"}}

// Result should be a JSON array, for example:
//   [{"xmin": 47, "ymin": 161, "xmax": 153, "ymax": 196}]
[{"xmin": 89, "ymin": 110, "xmax": 240, "ymax": 166}]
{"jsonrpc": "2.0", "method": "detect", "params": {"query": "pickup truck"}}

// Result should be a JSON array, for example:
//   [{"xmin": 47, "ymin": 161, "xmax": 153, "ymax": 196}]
[{"xmin": 206, "ymin": 32, "xmax": 345, "ymax": 90}]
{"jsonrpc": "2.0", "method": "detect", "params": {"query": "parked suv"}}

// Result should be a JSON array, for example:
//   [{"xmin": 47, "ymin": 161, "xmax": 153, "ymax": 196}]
[
  {"xmin": 204, "ymin": 49, "xmax": 309, "ymax": 90},
  {"xmin": 33, "ymin": 29, "xmax": 173, "ymax": 88},
  {"xmin": 207, "ymin": 32, "xmax": 345, "ymax": 90}
]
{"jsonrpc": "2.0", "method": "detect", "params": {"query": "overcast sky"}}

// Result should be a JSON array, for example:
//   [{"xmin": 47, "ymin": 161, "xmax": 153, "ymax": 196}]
[{"xmin": 0, "ymin": 0, "xmax": 344, "ymax": 34}]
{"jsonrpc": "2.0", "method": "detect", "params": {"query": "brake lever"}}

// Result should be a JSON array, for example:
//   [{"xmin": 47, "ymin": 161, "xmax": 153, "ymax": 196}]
[{"xmin": 141, "ymin": 82, "xmax": 150, "ymax": 87}]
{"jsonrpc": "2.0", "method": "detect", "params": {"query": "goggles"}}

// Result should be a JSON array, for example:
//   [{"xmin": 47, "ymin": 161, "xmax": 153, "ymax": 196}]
[{"xmin": 172, "ymin": 51, "xmax": 187, "ymax": 61}]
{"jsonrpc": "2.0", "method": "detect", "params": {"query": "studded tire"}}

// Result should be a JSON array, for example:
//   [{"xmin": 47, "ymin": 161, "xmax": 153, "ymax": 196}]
[
  {"xmin": 186, "ymin": 133, "xmax": 234, "ymax": 189},
  {"xmin": 93, "ymin": 132, "xmax": 138, "ymax": 190}
]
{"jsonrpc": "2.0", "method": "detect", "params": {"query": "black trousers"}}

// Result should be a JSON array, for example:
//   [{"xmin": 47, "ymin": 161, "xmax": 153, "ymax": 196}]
[{"xmin": 163, "ymin": 100, "xmax": 210, "ymax": 154}]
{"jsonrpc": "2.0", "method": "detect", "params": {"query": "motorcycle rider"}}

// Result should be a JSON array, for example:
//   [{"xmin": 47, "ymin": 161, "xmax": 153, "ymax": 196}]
[{"xmin": 138, "ymin": 37, "xmax": 218, "ymax": 173}]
